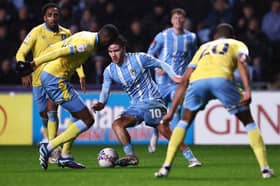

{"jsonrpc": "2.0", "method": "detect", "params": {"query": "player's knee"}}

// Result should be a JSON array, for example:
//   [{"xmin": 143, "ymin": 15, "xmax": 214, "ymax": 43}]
[
  {"xmin": 39, "ymin": 111, "xmax": 48, "ymax": 119},
  {"xmin": 112, "ymin": 122, "xmax": 120, "ymax": 130},
  {"xmin": 83, "ymin": 117, "xmax": 94, "ymax": 127}
]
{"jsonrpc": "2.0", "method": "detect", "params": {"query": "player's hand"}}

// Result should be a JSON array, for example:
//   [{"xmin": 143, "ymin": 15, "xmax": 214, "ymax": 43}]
[
  {"xmin": 79, "ymin": 77, "xmax": 87, "ymax": 93},
  {"xmin": 239, "ymin": 91, "xmax": 251, "ymax": 106},
  {"xmin": 156, "ymin": 69, "xmax": 164, "ymax": 76},
  {"xmin": 172, "ymin": 75, "xmax": 182, "ymax": 84},
  {"xmin": 160, "ymin": 112, "xmax": 173, "ymax": 124},
  {"xmin": 92, "ymin": 102, "xmax": 105, "ymax": 112},
  {"xmin": 16, "ymin": 61, "xmax": 34, "ymax": 77},
  {"xmin": 21, "ymin": 75, "xmax": 32, "ymax": 88}
]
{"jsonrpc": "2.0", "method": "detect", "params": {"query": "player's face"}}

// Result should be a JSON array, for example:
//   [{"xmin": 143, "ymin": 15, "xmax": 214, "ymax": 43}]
[
  {"xmin": 171, "ymin": 13, "xmax": 185, "ymax": 30},
  {"xmin": 108, "ymin": 44, "xmax": 125, "ymax": 64},
  {"xmin": 44, "ymin": 7, "xmax": 60, "ymax": 30}
]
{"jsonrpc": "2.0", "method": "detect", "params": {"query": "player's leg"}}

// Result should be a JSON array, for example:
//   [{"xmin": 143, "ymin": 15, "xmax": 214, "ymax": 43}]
[
  {"xmin": 155, "ymin": 109, "xmax": 197, "ymax": 177},
  {"xmin": 38, "ymin": 74, "xmax": 92, "ymax": 169},
  {"xmin": 46, "ymin": 99, "xmax": 61, "ymax": 164},
  {"xmin": 215, "ymin": 78, "xmax": 274, "ymax": 178},
  {"xmin": 236, "ymin": 110, "xmax": 274, "ymax": 178},
  {"xmin": 147, "ymin": 85, "xmax": 169, "ymax": 153},
  {"xmin": 112, "ymin": 115, "xmax": 139, "ymax": 166},
  {"xmin": 156, "ymin": 120, "xmax": 201, "ymax": 167},
  {"xmin": 155, "ymin": 82, "xmax": 204, "ymax": 177},
  {"xmin": 148, "ymin": 127, "xmax": 159, "ymax": 153},
  {"xmin": 40, "ymin": 105, "xmax": 92, "ymax": 170},
  {"xmin": 61, "ymin": 116, "xmax": 77, "ymax": 157},
  {"xmin": 46, "ymin": 99, "xmax": 58, "ymax": 140},
  {"xmin": 33, "ymin": 86, "xmax": 49, "ymax": 141}
]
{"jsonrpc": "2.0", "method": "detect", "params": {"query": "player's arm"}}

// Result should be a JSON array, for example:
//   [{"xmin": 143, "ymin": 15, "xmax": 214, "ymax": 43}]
[
  {"xmin": 237, "ymin": 53, "xmax": 252, "ymax": 105},
  {"xmin": 157, "ymin": 60, "xmax": 182, "ymax": 83},
  {"xmin": 75, "ymin": 65, "xmax": 87, "ymax": 93},
  {"xmin": 16, "ymin": 31, "xmax": 36, "ymax": 88},
  {"xmin": 147, "ymin": 34, "xmax": 164, "ymax": 75},
  {"xmin": 92, "ymin": 68, "xmax": 112, "ymax": 112},
  {"xmin": 31, "ymin": 44, "xmax": 75, "ymax": 68},
  {"xmin": 147, "ymin": 33, "xmax": 163, "ymax": 57},
  {"xmin": 142, "ymin": 53, "xmax": 181, "ymax": 83}
]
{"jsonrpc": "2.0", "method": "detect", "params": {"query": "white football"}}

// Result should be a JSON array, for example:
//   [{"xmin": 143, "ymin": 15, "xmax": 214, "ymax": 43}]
[{"xmin": 97, "ymin": 147, "xmax": 119, "ymax": 168}]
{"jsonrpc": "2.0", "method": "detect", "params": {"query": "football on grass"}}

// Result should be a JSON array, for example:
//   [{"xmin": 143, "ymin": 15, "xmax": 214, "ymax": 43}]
[{"xmin": 97, "ymin": 147, "xmax": 119, "ymax": 168}]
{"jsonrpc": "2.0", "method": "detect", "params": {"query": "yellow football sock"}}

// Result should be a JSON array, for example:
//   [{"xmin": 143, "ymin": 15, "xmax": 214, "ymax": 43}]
[
  {"xmin": 62, "ymin": 120, "xmax": 75, "ymax": 155},
  {"xmin": 50, "ymin": 123, "xmax": 82, "ymax": 149},
  {"xmin": 47, "ymin": 111, "xmax": 59, "ymax": 140},
  {"xmin": 48, "ymin": 120, "xmax": 58, "ymax": 140},
  {"xmin": 248, "ymin": 128, "xmax": 268, "ymax": 168},
  {"xmin": 164, "ymin": 127, "xmax": 186, "ymax": 166}
]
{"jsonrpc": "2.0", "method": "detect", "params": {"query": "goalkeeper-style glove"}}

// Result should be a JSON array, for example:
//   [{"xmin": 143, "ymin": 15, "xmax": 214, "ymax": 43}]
[{"xmin": 16, "ymin": 61, "xmax": 33, "ymax": 77}]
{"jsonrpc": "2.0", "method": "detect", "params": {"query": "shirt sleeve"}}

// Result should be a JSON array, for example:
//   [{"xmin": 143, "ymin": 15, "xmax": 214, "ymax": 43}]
[
  {"xmin": 34, "ymin": 32, "xmax": 96, "ymax": 66},
  {"xmin": 99, "ymin": 67, "xmax": 112, "ymax": 104},
  {"xmin": 147, "ymin": 33, "xmax": 163, "ymax": 56},
  {"xmin": 141, "ymin": 53, "xmax": 176, "ymax": 79},
  {"xmin": 236, "ymin": 41, "xmax": 249, "ymax": 57},
  {"xmin": 15, "ymin": 29, "xmax": 36, "ymax": 62},
  {"xmin": 75, "ymin": 65, "xmax": 85, "ymax": 78},
  {"xmin": 33, "ymin": 43, "xmax": 75, "ymax": 66},
  {"xmin": 187, "ymin": 45, "xmax": 204, "ymax": 69}
]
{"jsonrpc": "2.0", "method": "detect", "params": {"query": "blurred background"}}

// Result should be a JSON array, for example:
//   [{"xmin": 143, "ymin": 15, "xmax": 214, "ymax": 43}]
[
  {"xmin": 0, "ymin": 0, "xmax": 280, "ymax": 145},
  {"xmin": 0, "ymin": 0, "xmax": 280, "ymax": 87}
]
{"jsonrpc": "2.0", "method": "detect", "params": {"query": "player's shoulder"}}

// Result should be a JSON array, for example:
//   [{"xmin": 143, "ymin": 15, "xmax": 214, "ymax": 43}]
[
  {"xmin": 104, "ymin": 64, "xmax": 113, "ymax": 75},
  {"xmin": 225, "ymin": 38, "xmax": 248, "ymax": 49},
  {"xmin": 131, "ymin": 52, "xmax": 153, "ymax": 59},
  {"xmin": 156, "ymin": 27, "xmax": 172, "ymax": 37},
  {"xmin": 58, "ymin": 25, "xmax": 71, "ymax": 35},
  {"xmin": 184, "ymin": 29, "xmax": 196, "ymax": 37},
  {"xmin": 30, "ymin": 23, "xmax": 45, "ymax": 33},
  {"xmin": 226, "ymin": 38, "xmax": 245, "ymax": 44}
]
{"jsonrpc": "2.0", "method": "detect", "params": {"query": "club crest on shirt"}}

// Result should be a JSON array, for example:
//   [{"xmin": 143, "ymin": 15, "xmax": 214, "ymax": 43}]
[{"xmin": 77, "ymin": 44, "xmax": 87, "ymax": 52}]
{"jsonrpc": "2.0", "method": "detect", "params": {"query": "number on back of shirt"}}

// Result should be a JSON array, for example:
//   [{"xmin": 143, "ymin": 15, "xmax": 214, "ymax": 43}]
[{"xmin": 199, "ymin": 43, "xmax": 229, "ymax": 60}]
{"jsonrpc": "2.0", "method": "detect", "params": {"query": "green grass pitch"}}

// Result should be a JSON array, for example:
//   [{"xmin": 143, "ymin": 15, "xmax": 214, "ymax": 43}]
[{"xmin": 0, "ymin": 145, "xmax": 279, "ymax": 186}]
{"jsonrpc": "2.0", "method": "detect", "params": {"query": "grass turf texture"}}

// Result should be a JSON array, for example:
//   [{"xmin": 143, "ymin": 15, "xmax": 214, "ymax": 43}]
[{"xmin": 0, "ymin": 145, "xmax": 279, "ymax": 186}]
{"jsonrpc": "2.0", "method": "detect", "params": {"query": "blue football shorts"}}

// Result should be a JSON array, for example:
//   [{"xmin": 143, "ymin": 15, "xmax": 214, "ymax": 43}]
[
  {"xmin": 41, "ymin": 71, "xmax": 86, "ymax": 113},
  {"xmin": 121, "ymin": 99, "xmax": 167, "ymax": 127},
  {"xmin": 183, "ymin": 78, "xmax": 249, "ymax": 114},
  {"xmin": 33, "ymin": 86, "xmax": 48, "ymax": 112}
]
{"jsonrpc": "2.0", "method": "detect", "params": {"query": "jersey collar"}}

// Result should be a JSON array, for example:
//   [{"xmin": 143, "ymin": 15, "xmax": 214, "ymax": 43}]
[{"xmin": 43, "ymin": 23, "xmax": 59, "ymax": 33}]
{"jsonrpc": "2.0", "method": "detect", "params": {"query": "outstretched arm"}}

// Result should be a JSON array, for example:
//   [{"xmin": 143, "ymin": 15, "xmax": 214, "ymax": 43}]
[
  {"xmin": 32, "ymin": 45, "xmax": 74, "ymax": 67},
  {"xmin": 158, "ymin": 61, "xmax": 182, "ymax": 83},
  {"xmin": 92, "ymin": 69, "xmax": 112, "ymax": 112}
]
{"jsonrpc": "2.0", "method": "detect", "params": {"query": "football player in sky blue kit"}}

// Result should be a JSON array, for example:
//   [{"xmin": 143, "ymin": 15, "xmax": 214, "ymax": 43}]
[
  {"xmin": 147, "ymin": 8, "xmax": 197, "ymax": 154},
  {"xmin": 93, "ymin": 35, "xmax": 200, "ymax": 167},
  {"xmin": 16, "ymin": 24, "xmax": 119, "ymax": 170}
]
